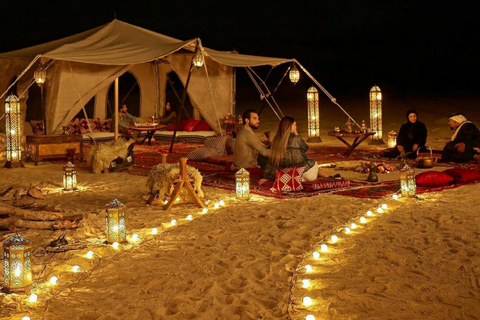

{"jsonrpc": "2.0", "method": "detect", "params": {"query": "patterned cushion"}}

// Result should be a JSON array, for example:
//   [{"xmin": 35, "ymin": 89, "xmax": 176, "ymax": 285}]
[
  {"xmin": 303, "ymin": 178, "xmax": 351, "ymax": 191},
  {"xmin": 79, "ymin": 118, "xmax": 99, "ymax": 133},
  {"xmin": 68, "ymin": 118, "xmax": 81, "ymax": 134},
  {"xmin": 187, "ymin": 147, "xmax": 219, "ymax": 161},
  {"xmin": 99, "ymin": 119, "xmax": 112, "ymax": 132},
  {"xmin": 270, "ymin": 166, "xmax": 305, "ymax": 193},
  {"xmin": 204, "ymin": 136, "xmax": 227, "ymax": 156},
  {"xmin": 225, "ymin": 136, "xmax": 235, "ymax": 155},
  {"xmin": 30, "ymin": 120, "xmax": 45, "ymax": 135}
]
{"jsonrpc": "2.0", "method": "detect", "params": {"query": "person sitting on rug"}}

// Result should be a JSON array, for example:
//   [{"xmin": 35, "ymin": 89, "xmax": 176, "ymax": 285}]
[
  {"xmin": 232, "ymin": 109, "xmax": 271, "ymax": 171},
  {"xmin": 386, "ymin": 109, "xmax": 428, "ymax": 159},
  {"xmin": 263, "ymin": 116, "xmax": 328, "ymax": 181},
  {"xmin": 158, "ymin": 102, "xmax": 177, "ymax": 124},
  {"xmin": 111, "ymin": 104, "xmax": 139, "ymax": 140},
  {"xmin": 441, "ymin": 112, "xmax": 480, "ymax": 163}
]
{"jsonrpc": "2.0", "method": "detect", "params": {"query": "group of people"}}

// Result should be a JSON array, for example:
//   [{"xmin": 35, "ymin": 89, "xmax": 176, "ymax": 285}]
[{"xmin": 232, "ymin": 108, "xmax": 480, "ymax": 181}]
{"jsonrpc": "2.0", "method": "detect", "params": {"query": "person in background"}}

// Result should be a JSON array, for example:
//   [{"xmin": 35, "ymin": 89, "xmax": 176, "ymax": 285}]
[
  {"xmin": 112, "ymin": 104, "xmax": 138, "ymax": 140},
  {"xmin": 395, "ymin": 109, "xmax": 428, "ymax": 158},
  {"xmin": 232, "ymin": 109, "xmax": 270, "ymax": 170},
  {"xmin": 441, "ymin": 112, "xmax": 480, "ymax": 163},
  {"xmin": 158, "ymin": 102, "xmax": 177, "ymax": 124},
  {"xmin": 263, "ymin": 116, "xmax": 327, "ymax": 181}
]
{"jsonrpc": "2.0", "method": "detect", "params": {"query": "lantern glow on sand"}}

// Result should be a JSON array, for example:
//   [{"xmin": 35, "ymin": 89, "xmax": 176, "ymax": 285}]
[
  {"xmin": 2, "ymin": 233, "xmax": 32, "ymax": 293},
  {"xmin": 369, "ymin": 85, "xmax": 385, "ymax": 144},
  {"xmin": 105, "ymin": 197, "xmax": 127, "ymax": 244},
  {"xmin": 235, "ymin": 168, "xmax": 250, "ymax": 200},
  {"xmin": 289, "ymin": 64, "xmax": 300, "ymax": 84},
  {"xmin": 63, "ymin": 162, "xmax": 77, "ymax": 191},
  {"xmin": 388, "ymin": 130, "xmax": 397, "ymax": 148},
  {"xmin": 400, "ymin": 162, "xmax": 417, "ymax": 198},
  {"xmin": 4, "ymin": 93, "xmax": 24, "ymax": 168},
  {"xmin": 306, "ymin": 87, "xmax": 321, "ymax": 142}
]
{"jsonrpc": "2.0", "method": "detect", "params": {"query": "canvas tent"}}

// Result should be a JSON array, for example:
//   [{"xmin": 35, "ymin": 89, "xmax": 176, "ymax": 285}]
[{"xmin": 0, "ymin": 19, "xmax": 301, "ymax": 135}]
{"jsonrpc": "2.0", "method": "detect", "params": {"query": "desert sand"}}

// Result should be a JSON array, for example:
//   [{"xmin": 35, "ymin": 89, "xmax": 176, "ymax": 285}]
[{"xmin": 1, "ymin": 93, "xmax": 480, "ymax": 320}]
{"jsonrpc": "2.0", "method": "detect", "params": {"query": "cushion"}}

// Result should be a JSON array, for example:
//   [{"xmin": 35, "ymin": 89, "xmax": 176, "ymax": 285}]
[
  {"xmin": 303, "ymin": 178, "xmax": 351, "ymax": 191},
  {"xmin": 204, "ymin": 136, "xmax": 227, "ymax": 156},
  {"xmin": 184, "ymin": 119, "xmax": 202, "ymax": 132},
  {"xmin": 416, "ymin": 171, "xmax": 454, "ymax": 187},
  {"xmin": 192, "ymin": 121, "xmax": 212, "ymax": 131},
  {"xmin": 166, "ymin": 119, "xmax": 189, "ymax": 131},
  {"xmin": 225, "ymin": 136, "xmax": 235, "ymax": 155},
  {"xmin": 187, "ymin": 147, "xmax": 219, "ymax": 161},
  {"xmin": 270, "ymin": 166, "xmax": 306, "ymax": 193},
  {"xmin": 68, "ymin": 118, "xmax": 81, "ymax": 134},
  {"xmin": 30, "ymin": 120, "xmax": 45, "ymax": 135},
  {"xmin": 79, "ymin": 118, "xmax": 100, "ymax": 133},
  {"xmin": 443, "ymin": 168, "xmax": 480, "ymax": 183},
  {"xmin": 99, "ymin": 119, "xmax": 112, "ymax": 132}
]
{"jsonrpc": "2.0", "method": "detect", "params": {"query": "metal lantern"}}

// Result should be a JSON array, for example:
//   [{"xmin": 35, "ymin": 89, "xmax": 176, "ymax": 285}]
[
  {"xmin": 33, "ymin": 62, "xmax": 47, "ymax": 134},
  {"xmin": 306, "ymin": 86, "xmax": 321, "ymax": 142},
  {"xmin": 399, "ymin": 162, "xmax": 416, "ymax": 198},
  {"xmin": 192, "ymin": 47, "xmax": 205, "ymax": 68},
  {"xmin": 289, "ymin": 65, "xmax": 300, "ymax": 84},
  {"xmin": 2, "ymin": 233, "xmax": 33, "ymax": 293},
  {"xmin": 63, "ymin": 162, "xmax": 77, "ymax": 191},
  {"xmin": 105, "ymin": 197, "xmax": 127, "ymax": 243},
  {"xmin": 369, "ymin": 85, "xmax": 385, "ymax": 144},
  {"xmin": 235, "ymin": 168, "xmax": 250, "ymax": 200},
  {"xmin": 4, "ymin": 93, "xmax": 24, "ymax": 168},
  {"xmin": 388, "ymin": 130, "xmax": 397, "ymax": 148}
]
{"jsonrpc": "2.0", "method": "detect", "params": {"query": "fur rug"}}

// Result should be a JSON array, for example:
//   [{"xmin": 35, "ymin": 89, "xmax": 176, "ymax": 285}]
[
  {"xmin": 86, "ymin": 138, "xmax": 135, "ymax": 174},
  {"xmin": 146, "ymin": 163, "xmax": 204, "ymax": 201}
]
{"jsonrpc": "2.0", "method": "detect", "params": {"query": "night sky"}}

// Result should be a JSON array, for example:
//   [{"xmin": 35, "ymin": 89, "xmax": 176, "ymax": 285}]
[{"xmin": 1, "ymin": 1, "xmax": 478, "ymax": 99}]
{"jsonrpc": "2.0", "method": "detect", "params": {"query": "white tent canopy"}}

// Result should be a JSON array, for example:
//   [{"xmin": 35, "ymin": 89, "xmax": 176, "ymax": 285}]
[{"xmin": 0, "ymin": 20, "xmax": 296, "ymax": 134}]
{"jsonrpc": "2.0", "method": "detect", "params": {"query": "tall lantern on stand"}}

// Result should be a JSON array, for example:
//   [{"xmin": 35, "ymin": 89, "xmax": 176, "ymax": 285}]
[
  {"xmin": 306, "ymin": 87, "xmax": 321, "ymax": 142},
  {"xmin": 63, "ymin": 162, "xmax": 77, "ymax": 191},
  {"xmin": 369, "ymin": 85, "xmax": 385, "ymax": 144},
  {"xmin": 235, "ymin": 168, "xmax": 250, "ymax": 200},
  {"xmin": 2, "ymin": 233, "xmax": 33, "ymax": 293},
  {"xmin": 34, "ymin": 62, "xmax": 47, "ymax": 134},
  {"xmin": 399, "ymin": 161, "xmax": 416, "ymax": 198},
  {"xmin": 4, "ymin": 93, "xmax": 24, "ymax": 168},
  {"xmin": 105, "ymin": 197, "xmax": 127, "ymax": 243},
  {"xmin": 388, "ymin": 130, "xmax": 397, "ymax": 148},
  {"xmin": 289, "ymin": 65, "xmax": 300, "ymax": 85}
]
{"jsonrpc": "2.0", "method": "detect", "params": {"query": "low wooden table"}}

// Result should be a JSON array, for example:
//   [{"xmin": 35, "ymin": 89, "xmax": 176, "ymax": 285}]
[
  {"xmin": 328, "ymin": 131, "xmax": 375, "ymax": 157},
  {"xmin": 26, "ymin": 134, "xmax": 83, "ymax": 165},
  {"xmin": 128, "ymin": 124, "xmax": 166, "ymax": 145}
]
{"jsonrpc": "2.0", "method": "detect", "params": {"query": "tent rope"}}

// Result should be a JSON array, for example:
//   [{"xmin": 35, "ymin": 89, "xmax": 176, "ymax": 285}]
[
  {"xmin": 244, "ymin": 68, "xmax": 282, "ymax": 120},
  {"xmin": 0, "ymin": 55, "xmax": 41, "ymax": 101},
  {"xmin": 248, "ymin": 67, "xmax": 284, "ymax": 118}
]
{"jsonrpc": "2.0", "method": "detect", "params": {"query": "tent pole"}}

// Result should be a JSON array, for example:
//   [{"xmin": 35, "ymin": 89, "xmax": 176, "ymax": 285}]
[
  {"xmin": 258, "ymin": 63, "xmax": 290, "ymax": 114},
  {"xmin": 248, "ymin": 67, "xmax": 284, "ymax": 118},
  {"xmin": 114, "ymin": 77, "xmax": 119, "ymax": 140},
  {"xmin": 244, "ymin": 68, "xmax": 281, "ymax": 120}
]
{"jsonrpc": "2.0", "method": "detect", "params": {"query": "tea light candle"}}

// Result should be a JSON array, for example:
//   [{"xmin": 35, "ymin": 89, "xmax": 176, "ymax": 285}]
[
  {"xmin": 306, "ymin": 315, "xmax": 316, "ymax": 320},
  {"xmin": 344, "ymin": 227, "xmax": 351, "ymax": 234},
  {"xmin": 49, "ymin": 276, "xmax": 58, "ymax": 285},
  {"xmin": 302, "ymin": 279, "xmax": 310, "ymax": 288},
  {"xmin": 152, "ymin": 228, "xmax": 158, "ymax": 234},
  {"xmin": 131, "ymin": 234, "xmax": 139, "ymax": 242},
  {"xmin": 112, "ymin": 242, "xmax": 119, "ymax": 249},
  {"xmin": 377, "ymin": 207, "xmax": 384, "ymax": 214},
  {"xmin": 72, "ymin": 265, "xmax": 80, "ymax": 273},
  {"xmin": 302, "ymin": 296, "xmax": 313, "ymax": 307},
  {"xmin": 366, "ymin": 210, "xmax": 373, "ymax": 216},
  {"xmin": 171, "ymin": 219, "xmax": 177, "ymax": 226},
  {"xmin": 381, "ymin": 203, "xmax": 388, "ymax": 209},
  {"xmin": 360, "ymin": 216, "xmax": 367, "ymax": 224},
  {"xmin": 312, "ymin": 251, "xmax": 320, "ymax": 259},
  {"xmin": 219, "ymin": 200, "xmax": 225, "ymax": 206},
  {"xmin": 305, "ymin": 264, "xmax": 313, "ymax": 273},
  {"xmin": 202, "ymin": 208, "xmax": 208, "ymax": 214},
  {"xmin": 320, "ymin": 244, "xmax": 328, "ymax": 252},
  {"xmin": 86, "ymin": 251, "xmax": 94, "ymax": 259},
  {"xmin": 186, "ymin": 215, "xmax": 193, "ymax": 221},
  {"xmin": 331, "ymin": 235, "xmax": 338, "ymax": 243},
  {"xmin": 351, "ymin": 222, "xmax": 357, "ymax": 229},
  {"xmin": 29, "ymin": 293, "xmax": 38, "ymax": 303}
]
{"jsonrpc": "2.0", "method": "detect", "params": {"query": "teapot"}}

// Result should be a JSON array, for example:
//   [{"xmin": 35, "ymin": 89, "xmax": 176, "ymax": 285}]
[{"xmin": 416, "ymin": 146, "xmax": 436, "ymax": 168}]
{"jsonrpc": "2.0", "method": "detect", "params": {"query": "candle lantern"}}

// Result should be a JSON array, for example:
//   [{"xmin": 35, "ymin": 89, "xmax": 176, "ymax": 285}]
[
  {"xmin": 2, "ymin": 233, "xmax": 32, "ymax": 293},
  {"xmin": 306, "ymin": 86, "xmax": 321, "ymax": 142},
  {"xmin": 235, "ymin": 168, "xmax": 250, "ymax": 200},
  {"xmin": 4, "ymin": 93, "xmax": 25, "ymax": 168},
  {"xmin": 388, "ymin": 130, "xmax": 397, "ymax": 148},
  {"xmin": 192, "ymin": 47, "xmax": 205, "ymax": 68},
  {"xmin": 369, "ymin": 85, "xmax": 385, "ymax": 144},
  {"xmin": 105, "ymin": 197, "xmax": 127, "ymax": 243},
  {"xmin": 399, "ymin": 161, "xmax": 416, "ymax": 198},
  {"xmin": 63, "ymin": 162, "xmax": 77, "ymax": 191},
  {"xmin": 34, "ymin": 62, "xmax": 47, "ymax": 134},
  {"xmin": 289, "ymin": 65, "xmax": 300, "ymax": 84}
]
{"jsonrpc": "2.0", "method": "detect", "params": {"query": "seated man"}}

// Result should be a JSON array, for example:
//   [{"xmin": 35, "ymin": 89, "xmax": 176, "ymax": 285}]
[
  {"xmin": 111, "ymin": 104, "xmax": 139, "ymax": 140},
  {"xmin": 441, "ymin": 112, "xmax": 480, "ymax": 163},
  {"xmin": 232, "ymin": 109, "xmax": 270, "ymax": 170}
]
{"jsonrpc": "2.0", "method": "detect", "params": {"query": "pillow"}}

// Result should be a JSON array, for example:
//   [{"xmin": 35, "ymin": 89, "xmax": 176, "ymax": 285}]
[
  {"xmin": 166, "ymin": 119, "xmax": 189, "ymax": 131},
  {"xmin": 225, "ymin": 136, "xmax": 235, "ymax": 155},
  {"xmin": 443, "ymin": 168, "xmax": 480, "ymax": 183},
  {"xmin": 187, "ymin": 147, "xmax": 219, "ymax": 161},
  {"xmin": 192, "ymin": 121, "xmax": 212, "ymax": 131},
  {"xmin": 183, "ymin": 119, "xmax": 202, "ymax": 132},
  {"xmin": 68, "ymin": 118, "xmax": 80, "ymax": 134},
  {"xmin": 30, "ymin": 120, "xmax": 45, "ymax": 135},
  {"xmin": 99, "ymin": 119, "xmax": 112, "ymax": 132},
  {"xmin": 302, "ymin": 178, "xmax": 351, "ymax": 191},
  {"xmin": 204, "ymin": 136, "xmax": 227, "ymax": 156},
  {"xmin": 416, "ymin": 171, "xmax": 454, "ymax": 187},
  {"xmin": 270, "ymin": 166, "xmax": 305, "ymax": 193},
  {"xmin": 79, "ymin": 118, "xmax": 99, "ymax": 133}
]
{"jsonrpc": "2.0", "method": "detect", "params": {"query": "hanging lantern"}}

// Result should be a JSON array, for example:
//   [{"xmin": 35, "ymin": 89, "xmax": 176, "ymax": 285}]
[
  {"xmin": 63, "ymin": 162, "xmax": 77, "ymax": 191},
  {"xmin": 289, "ymin": 65, "xmax": 300, "ymax": 84},
  {"xmin": 2, "ymin": 233, "xmax": 33, "ymax": 293},
  {"xmin": 192, "ymin": 47, "xmax": 204, "ymax": 68},
  {"xmin": 399, "ymin": 162, "xmax": 416, "ymax": 198},
  {"xmin": 306, "ymin": 86, "xmax": 322, "ymax": 142},
  {"xmin": 33, "ymin": 62, "xmax": 46, "ymax": 86},
  {"xmin": 369, "ymin": 85, "xmax": 385, "ymax": 144},
  {"xmin": 235, "ymin": 168, "xmax": 250, "ymax": 200},
  {"xmin": 105, "ymin": 197, "xmax": 127, "ymax": 244},
  {"xmin": 388, "ymin": 130, "xmax": 397, "ymax": 148},
  {"xmin": 4, "ymin": 94, "xmax": 24, "ymax": 168}
]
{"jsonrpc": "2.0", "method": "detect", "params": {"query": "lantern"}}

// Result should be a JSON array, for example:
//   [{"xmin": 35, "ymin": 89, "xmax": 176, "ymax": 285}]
[
  {"xmin": 192, "ymin": 47, "xmax": 204, "ymax": 68},
  {"xmin": 306, "ymin": 87, "xmax": 321, "ymax": 142},
  {"xmin": 399, "ymin": 161, "xmax": 416, "ymax": 198},
  {"xmin": 33, "ymin": 62, "xmax": 47, "ymax": 134},
  {"xmin": 4, "ymin": 94, "xmax": 24, "ymax": 168},
  {"xmin": 388, "ymin": 130, "xmax": 397, "ymax": 148},
  {"xmin": 63, "ymin": 162, "xmax": 77, "ymax": 191},
  {"xmin": 235, "ymin": 168, "xmax": 250, "ymax": 200},
  {"xmin": 289, "ymin": 65, "xmax": 300, "ymax": 84},
  {"xmin": 2, "ymin": 233, "xmax": 32, "ymax": 293},
  {"xmin": 105, "ymin": 197, "xmax": 127, "ymax": 243},
  {"xmin": 369, "ymin": 85, "xmax": 385, "ymax": 144}
]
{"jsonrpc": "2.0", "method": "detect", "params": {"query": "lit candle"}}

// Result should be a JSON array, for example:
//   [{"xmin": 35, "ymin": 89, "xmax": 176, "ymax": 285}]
[
  {"xmin": 360, "ymin": 216, "xmax": 367, "ymax": 224},
  {"xmin": 112, "ymin": 242, "xmax": 119, "ymax": 249},
  {"xmin": 302, "ymin": 279, "xmax": 310, "ymax": 288},
  {"xmin": 152, "ymin": 228, "xmax": 158, "ymax": 235},
  {"xmin": 14, "ymin": 266, "xmax": 22, "ymax": 277},
  {"xmin": 351, "ymin": 222, "xmax": 357, "ymax": 229},
  {"xmin": 377, "ymin": 207, "xmax": 384, "ymax": 214},
  {"xmin": 72, "ymin": 265, "xmax": 80, "ymax": 273},
  {"xmin": 171, "ymin": 219, "xmax": 177, "ymax": 226},
  {"xmin": 392, "ymin": 194, "xmax": 398, "ymax": 200},
  {"xmin": 306, "ymin": 315, "xmax": 316, "ymax": 320},
  {"xmin": 320, "ymin": 244, "xmax": 328, "ymax": 252},
  {"xmin": 219, "ymin": 200, "xmax": 225, "ymax": 206},
  {"xmin": 22, "ymin": 317, "xmax": 30, "ymax": 320},
  {"xmin": 344, "ymin": 227, "xmax": 351, "ymax": 234},
  {"xmin": 366, "ymin": 210, "xmax": 373, "ymax": 216},
  {"xmin": 186, "ymin": 215, "xmax": 193, "ymax": 221},
  {"xmin": 49, "ymin": 276, "xmax": 58, "ymax": 285},
  {"xmin": 202, "ymin": 208, "xmax": 208, "ymax": 214},
  {"xmin": 302, "ymin": 296, "xmax": 313, "ymax": 307},
  {"xmin": 176, "ymin": 197, "xmax": 180, "ymax": 202},
  {"xmin": 331, "ymin": 235, "xmax": 338, "ymax": 243},
  {"xmin": 305, "ymin": 264, "xmax": 313, "ymax": 273},
  {"xmin": 164, "ymin": 200, "xmax": 168, "ymax": 204},
  {"xmin": 312, "ymin": 251, "xmax": 320, "ymax": 259},
  {"xmin": 381, "ymin": 203, "xmax": 388, "ymax": 210},
  {"xmin": 131, "ymin": 234, "xmax": 139, "ymax": 242},
  {"xmin": 29, "ymin": 293, "xmax": 38, "ymax": 303},
  {"xmin": 214, "ymin": 203, "xmax": 219, "ymax": 209},
  {"xmin": 86, "ymin": 251, "xmax": 94, "ymax": 259}
]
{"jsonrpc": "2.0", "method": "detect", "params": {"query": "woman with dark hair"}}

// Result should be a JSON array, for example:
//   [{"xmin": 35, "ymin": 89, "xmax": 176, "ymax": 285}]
[
  {"xmin": 263, "ymin": 116, "xmax": 327, "ymax": 181},
  {"xmin": 159, "ymin": 102, "xmax": 177, "ymax": 124}
]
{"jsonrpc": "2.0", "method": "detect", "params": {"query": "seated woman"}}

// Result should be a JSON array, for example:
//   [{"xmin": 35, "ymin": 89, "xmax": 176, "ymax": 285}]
[
  {"xmin": 158, "ymin": 102, "xmax": 177, "ymax": 124},
  {"xmin": 263, "ymin": 116, "xmax": 327, "ymax": 181},
  {"xmin": 385, "ymin": 109, "xmax": 427, "ymax": 159}
]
